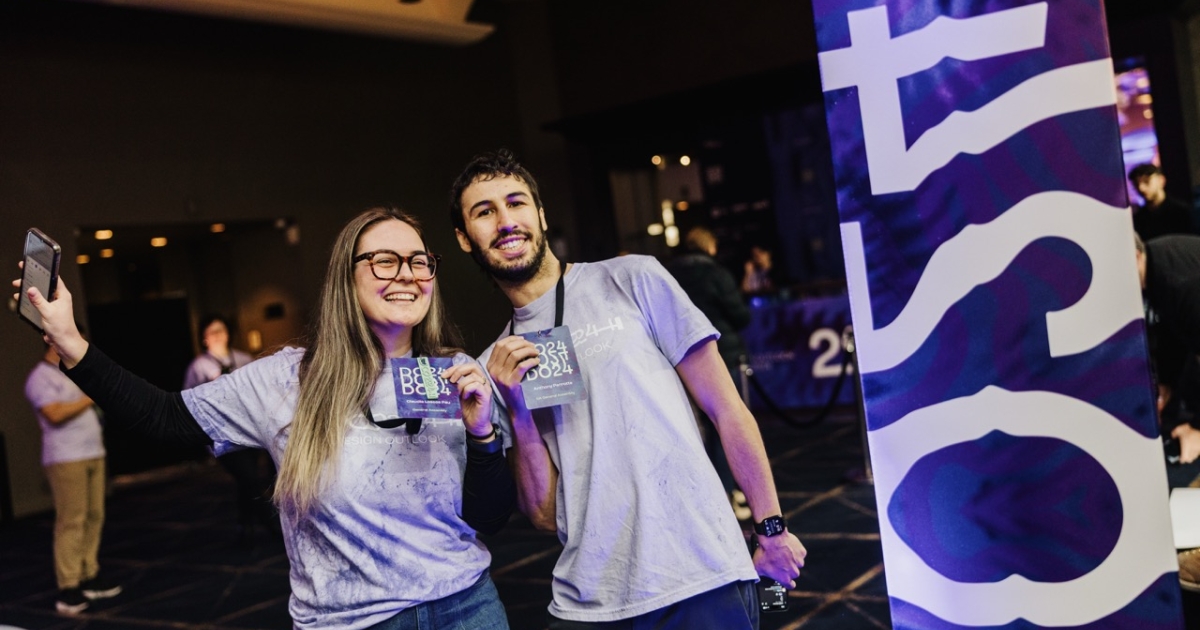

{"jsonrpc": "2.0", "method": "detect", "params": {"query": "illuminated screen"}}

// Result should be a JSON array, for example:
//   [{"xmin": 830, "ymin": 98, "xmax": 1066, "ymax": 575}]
[
  {"xmin": 1114, "ymin": 61, "xmax": 1159, "ymax": 205},
  {"xmin": 20, "ymin": 232, "xmax": 56, "ymax": 325}
]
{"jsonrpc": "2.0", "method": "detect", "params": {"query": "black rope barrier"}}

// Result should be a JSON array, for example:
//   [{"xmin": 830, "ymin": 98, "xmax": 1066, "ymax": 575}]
[{"xmin": 743, "ymin": 343, "xmax": 854, "ymax": 430}]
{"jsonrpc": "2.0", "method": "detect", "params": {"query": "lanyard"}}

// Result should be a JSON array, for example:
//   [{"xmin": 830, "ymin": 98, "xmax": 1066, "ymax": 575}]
[
  {"xmin": 364, "ymin": 352, "xmax": 423, "ymax": 434},
  {"xmin": 510, "ymin": 260, "xmax": 567, "ymax": 336}
]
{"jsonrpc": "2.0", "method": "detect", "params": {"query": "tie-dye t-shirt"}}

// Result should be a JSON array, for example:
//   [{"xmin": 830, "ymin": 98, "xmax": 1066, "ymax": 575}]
[
  {"xmin": 480, "ymin": 255, "xmax": 757, "ymax": 622},
  {"xmin": 182, "ymin": 347, "xmax": 491, "ymax": 629}
]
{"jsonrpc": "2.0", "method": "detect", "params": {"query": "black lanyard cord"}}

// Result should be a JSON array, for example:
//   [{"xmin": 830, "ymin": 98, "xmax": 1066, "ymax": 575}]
[{"xmin": 363, "ymin": 351, "xmax": 423, "ymax": 434}]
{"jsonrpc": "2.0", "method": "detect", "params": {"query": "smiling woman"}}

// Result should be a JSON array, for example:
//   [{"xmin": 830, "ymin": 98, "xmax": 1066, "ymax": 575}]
[{"xmin": 16, "ymin": 206, "xmax": 518, "ymax": 629}]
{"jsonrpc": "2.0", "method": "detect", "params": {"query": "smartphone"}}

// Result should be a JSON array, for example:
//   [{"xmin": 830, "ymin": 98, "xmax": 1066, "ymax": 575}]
[
  {"xmin": 757, "ymin": 576, "xmax": 790, "ymax": 612},
  {"xmin": 748, "ymin": 537, "xmax": 791, "ymax": 612},
  {"xmin": 18, "ymin": 228, "xmax": 61, "ymax": 333}
]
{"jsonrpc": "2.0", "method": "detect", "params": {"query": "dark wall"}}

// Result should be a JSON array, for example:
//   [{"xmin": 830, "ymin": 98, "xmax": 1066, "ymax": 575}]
[
  {"xmin": 0, "ymin": 0, "xmax": 525, "ymax": 515},
  {"xmin": 546, "ymin": 0, "xmax": 819, "ymax": 120}
]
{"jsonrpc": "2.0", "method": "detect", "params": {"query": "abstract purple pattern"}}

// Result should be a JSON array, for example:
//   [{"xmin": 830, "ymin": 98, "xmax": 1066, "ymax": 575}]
[{"xmin": 811, "ymin": 0, "xmax": 1181, "ymax": 626}]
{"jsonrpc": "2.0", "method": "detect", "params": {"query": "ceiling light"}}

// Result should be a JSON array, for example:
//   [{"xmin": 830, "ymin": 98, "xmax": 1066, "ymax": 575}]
[
  {"xmin": 247, "ymin": 330, "xmax": 263, "ymax": 352},
  {"xmin": 665, "ymin": 226, "xmax": 680, "ymax": 247},
  {"xmin": 100, "ymin": 249, "xmax": 114, "ymax": 258},
  {"xmin": 150, "ymin": 237, "xmax": 168, "ymax": 247},
  {"xmin": 76, "ymin": 255, "xmax": 90, "ymax": 265},
  {"xmin": 679, "ymin": 155, "xmax": 691, "ymax": 166},
  {"xmin": 210, "ymin": 223, "xmax": 226, "ymax": 233},
  {"xmin": 95, "ymin": 230, "xmax": 113, "ymax": 240}
]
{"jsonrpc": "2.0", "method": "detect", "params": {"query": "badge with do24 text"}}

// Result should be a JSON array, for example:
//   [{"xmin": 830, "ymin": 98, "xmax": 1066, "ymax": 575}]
[
  {"xmin": 518, "ymin": 326, "xmax": 587, "ymax": 409},
  {"xmin": 390, "ymin": 357, "xmax": 462, "ymax": 419}
]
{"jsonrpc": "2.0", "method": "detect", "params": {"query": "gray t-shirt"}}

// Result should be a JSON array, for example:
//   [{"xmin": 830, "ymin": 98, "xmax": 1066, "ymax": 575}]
[
  {"xmin": 182, "ymin": 349, "xmax": 254, "ymax": 390},
  {"xmin": 480, "ymin": 255, "xmax": 757, "ymax": 622},
  {"xmin": 25, "ymin": 361, "xmax": 105, "ymax": 467},
  {"xmin": 182, "ymin": 347, "xmax": 492, "ymax": 630}
]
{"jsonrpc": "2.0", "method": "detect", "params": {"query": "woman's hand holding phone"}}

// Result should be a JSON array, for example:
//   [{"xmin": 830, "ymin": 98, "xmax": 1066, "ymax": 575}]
[{"xmin": 12, "ymin": 261, "xmax": 90, "ymax": 368}]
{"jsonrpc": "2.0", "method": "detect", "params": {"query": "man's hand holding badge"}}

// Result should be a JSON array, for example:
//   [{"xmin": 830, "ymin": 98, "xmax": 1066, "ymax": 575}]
[
  {"xmin": 487, "ymin": 326, "xmax": 586, "ymax": 413},
  {"xmin": 486, "ymin": 336, "xmax": 541, "ymax": 416}
]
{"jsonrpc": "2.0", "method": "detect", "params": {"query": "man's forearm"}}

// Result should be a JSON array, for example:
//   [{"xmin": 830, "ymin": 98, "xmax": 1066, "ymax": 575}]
[
  {"xmin": 40, "ymin": 397, "xmax": 94, "ymax": 424},
  {"xmin": 676, "ymin": 340, "xmax": 804, "ymax": 583},
  {"xmin": 717, "ymin": 407, "xmax": 783, "ymax": 521},
  {"xmin": 507, "ymin": 409, "xmax": 559, "ymax": 531},
  {"xmin": 64, "ymin": 344, "xmax": 212, "ymax": 446}
]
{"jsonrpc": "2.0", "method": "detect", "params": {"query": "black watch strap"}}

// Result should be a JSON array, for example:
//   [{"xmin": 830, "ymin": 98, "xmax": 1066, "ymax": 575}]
[{"xmin": 753, "ymin": 515, "xmax": 787, "ymax": 537}]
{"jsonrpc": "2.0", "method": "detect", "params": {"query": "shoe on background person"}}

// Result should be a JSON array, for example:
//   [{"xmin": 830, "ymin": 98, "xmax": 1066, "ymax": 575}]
[
  {"xmin": 730, "ymin": 489, "xmax": 752, "ymax": 522},
  {"xmin": 79, "ymin": 573, "xmax": 122, "ymax": 600},
  {"xmin": 56, "ymin": 587, "xmax": 88, "ymax": 615},
  {"xmin": 1179, "ymin": 548, "xmax": 1200, "ymax": 592}
]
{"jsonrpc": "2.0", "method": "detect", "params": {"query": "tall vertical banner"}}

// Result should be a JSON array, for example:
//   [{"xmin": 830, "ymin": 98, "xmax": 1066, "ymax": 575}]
[{"xmin": 812, "ymin": 1, "xmax": 1185, "ymax": 628}]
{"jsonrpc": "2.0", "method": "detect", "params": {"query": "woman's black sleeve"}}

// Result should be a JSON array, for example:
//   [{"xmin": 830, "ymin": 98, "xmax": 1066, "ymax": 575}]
[
  {"xmin": 461, "ymin": 445, "xmax": 517, "ymax": 536},
  {"xmin": 63, "ymin": 344, "xmax": 213, "ymax": 447}
]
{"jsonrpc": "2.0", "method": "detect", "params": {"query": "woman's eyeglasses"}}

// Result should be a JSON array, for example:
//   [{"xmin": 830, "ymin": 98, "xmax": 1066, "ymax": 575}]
[{"xmin": 354, "ymin": 250, "xmax": 440, "ymax": 281}]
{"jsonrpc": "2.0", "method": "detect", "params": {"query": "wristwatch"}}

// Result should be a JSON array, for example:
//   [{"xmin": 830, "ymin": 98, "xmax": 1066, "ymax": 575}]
[{"xmin": 753, "ymin": 515, "xmax": 787, "ymax": 537}]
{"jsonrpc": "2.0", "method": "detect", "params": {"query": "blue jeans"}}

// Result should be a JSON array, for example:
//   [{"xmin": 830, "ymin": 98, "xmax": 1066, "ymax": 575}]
[
  {"xmin": 367, "ymin": 571, "xmax": 509, "ymax": 630},
  {"xmin": 546, "ymin": 580, "xmax": 759, "ymax": 630}
]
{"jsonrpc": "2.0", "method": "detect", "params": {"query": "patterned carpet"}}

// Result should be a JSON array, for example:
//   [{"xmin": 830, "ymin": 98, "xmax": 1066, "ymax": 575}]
[{"xmin": 3, "ymin": 410, "xmax": 1192, "ymax": 629}]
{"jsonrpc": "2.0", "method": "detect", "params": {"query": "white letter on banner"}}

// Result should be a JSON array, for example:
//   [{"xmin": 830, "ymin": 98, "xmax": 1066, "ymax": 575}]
[
  {"xmin": 818, "ymin": 4, "xmax": 1117, "ymax": 195},
  {"xmin": 870, "ymin": 387, "xmax": 1176, "ymax": 625},
  {"xmin": 842, "ymin": 191, "xmax": 1144, "ymax": 374}
]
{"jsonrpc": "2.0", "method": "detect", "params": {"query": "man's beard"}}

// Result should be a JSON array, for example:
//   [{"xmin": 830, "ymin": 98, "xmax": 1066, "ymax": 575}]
[{"xmin": 468, "ymin": 227, "xmax": 550, "ymax": 284}]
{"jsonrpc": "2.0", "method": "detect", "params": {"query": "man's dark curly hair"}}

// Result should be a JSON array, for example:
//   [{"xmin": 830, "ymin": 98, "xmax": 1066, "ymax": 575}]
[
  {"xmin": 1128, "ymin": 163, "xmax": 1162, "ymax": 182},
  {"xmin": 448, "ymin": 148, "xmax": 544, "ymax": 233}
]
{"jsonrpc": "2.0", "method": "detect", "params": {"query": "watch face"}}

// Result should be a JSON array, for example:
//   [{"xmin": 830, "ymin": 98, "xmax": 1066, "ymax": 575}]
[{"xmin": 757, "ymin": 516, "xmax": 786, "ymax": 537}]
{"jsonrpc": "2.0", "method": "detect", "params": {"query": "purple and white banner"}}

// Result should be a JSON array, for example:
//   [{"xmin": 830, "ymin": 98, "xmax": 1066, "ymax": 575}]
[{"xmin": 812, "ymin": 0, "xmax": 1183, "ymax": 627}]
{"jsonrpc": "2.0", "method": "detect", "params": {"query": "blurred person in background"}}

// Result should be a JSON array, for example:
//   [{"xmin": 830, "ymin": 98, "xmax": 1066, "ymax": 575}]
[
  {"xmin": 667, "ymin": 226, "xmax": 753, "ymax": 521},
  {"xmin": 741, "ymin": 245, "xmax": 780, "ymax": 297},
  {"xmin": 1129, "ymin": 163, "xmax": 1193, "ymax": 241},
  {"xmin": 183, "ymin": 314, "xmax": 279, "ymax": 545},
  {"xmin": 26, "ymin": 340, "xmax": 122, "ymax": 615},
  {"xmin": 1135, "ymin": 232, "xmax": 1200, "ymax": 592}
]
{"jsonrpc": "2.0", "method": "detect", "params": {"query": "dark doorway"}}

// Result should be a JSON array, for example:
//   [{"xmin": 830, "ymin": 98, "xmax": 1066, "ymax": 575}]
[
  {"xmin": 87, "ymin": 297, "xmax": 208, "ymax": 475},
  {"xmin": 74, "ymin": 218, "xmax": 305, "ymax": 475}
]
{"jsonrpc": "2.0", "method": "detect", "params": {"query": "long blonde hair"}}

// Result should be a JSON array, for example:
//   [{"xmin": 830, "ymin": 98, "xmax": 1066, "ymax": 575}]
[{"xmin": 274, "ymin": 208, "xmax": 463, "ymax": 516}]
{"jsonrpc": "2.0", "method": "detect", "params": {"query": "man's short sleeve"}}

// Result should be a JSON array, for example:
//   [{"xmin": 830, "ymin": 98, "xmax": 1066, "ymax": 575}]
[{"xmin": 627, "ymin": 257, "xmax": 718, "ymax": 366}]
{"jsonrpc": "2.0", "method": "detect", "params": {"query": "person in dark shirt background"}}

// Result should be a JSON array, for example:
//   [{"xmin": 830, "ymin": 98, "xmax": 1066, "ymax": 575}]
[
  {"xmin": 1135, "ymin": 232, "xmax": 1200, "ymax": 592},
  {"xmin": 741, "ymin": 244, "xmax": 780, "ymax": 296},
  {"xmin": 1129, "ymin": 163, "xmax": 1193, "ymax": 241},
  {"xmin": 667, "ymin": 226, "xmax": 753, "ymax": 520}
]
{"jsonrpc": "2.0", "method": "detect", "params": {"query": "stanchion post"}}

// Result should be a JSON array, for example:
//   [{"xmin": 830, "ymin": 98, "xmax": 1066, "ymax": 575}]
[
  {"xmin": 739, "ymin": 355, "xmax": 752, "ymax": 408},
  {"xmin": 846, "ymin": 329, "xmax": 873, "ymax": 485}
]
